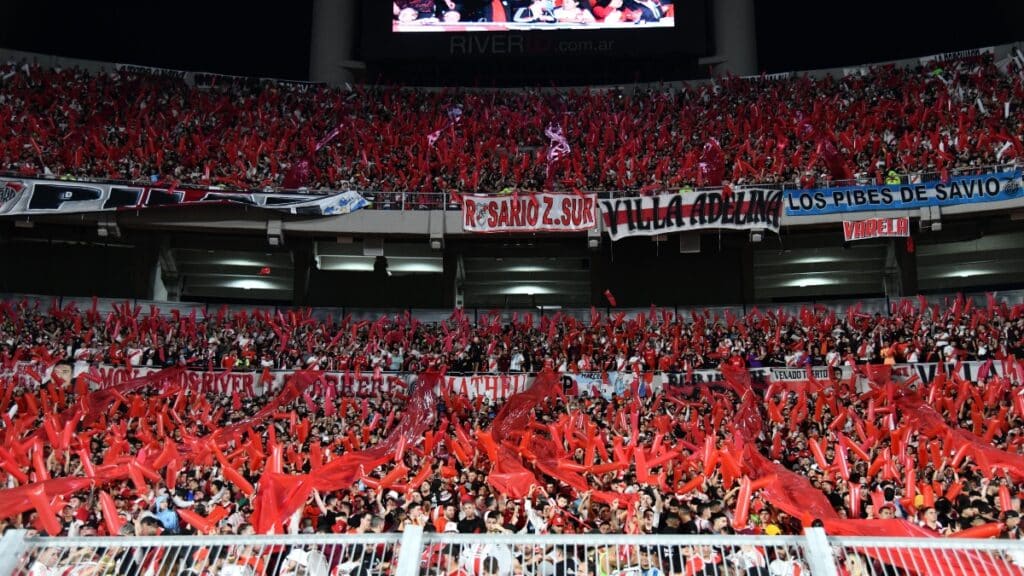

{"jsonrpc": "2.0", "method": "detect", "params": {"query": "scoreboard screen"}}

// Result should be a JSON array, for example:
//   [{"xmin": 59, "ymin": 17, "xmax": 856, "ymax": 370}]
[{"xmin": 392, "ymin": 0, "xmax": 676, "ymax": 33}]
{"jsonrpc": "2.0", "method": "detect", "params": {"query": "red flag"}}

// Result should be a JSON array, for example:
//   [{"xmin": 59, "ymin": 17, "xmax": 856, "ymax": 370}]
[{"xmin": 603, "ymin": 289, "xmax": 617, "ymax": 307}]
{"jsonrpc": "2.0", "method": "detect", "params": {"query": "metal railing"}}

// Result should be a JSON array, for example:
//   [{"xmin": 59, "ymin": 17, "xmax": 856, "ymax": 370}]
[
  {"xmin": 419, "ymin": 531, "xmax": 821, "ymax": 576},
  {"xmin": 828, "ymin": 535, "xmax": 1024, "ymax": 576},
  {"xmin": 0, "ymin": 531, "xmax": 402, "ymax": 576},
  {"xmin": 5, "ymin": 527, "xmax": 1024, "ymax": 576},
  {"xmin": 779, "ymin": 162, "xmax": 1021, "ymax": 191}
]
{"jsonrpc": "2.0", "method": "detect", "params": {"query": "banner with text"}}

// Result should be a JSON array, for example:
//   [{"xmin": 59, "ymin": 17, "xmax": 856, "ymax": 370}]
[
  {"xmin": 0, "ymin": 178, "xmax": 368, "ymax": 218},
  {"xmin": 919, "ymin": 46, "xmax": 994, "ymax": 64},
  {"xmin": 558, "ymin": 360, "xmax": 1023, "ymax": 399},
  {"xmin": 785, "ymin": 170, "xmax": 1022, "ymax": 216},
  {"xmin": 1, "ymin": 362, "xmax": 529, "ymax": 400},
  {"xmin": 843, "ymin": 217, "xmax": 910, "ymax": 242},
  {"xmin": 5, "ymin": 360, "xmax": 1019, "ymax": 399},
  {"xmin": 599, "ymin": 189, "xmax": 783, "ymax": 241},
  {"xmin": 462, "ymin": 193, "xmax": 598, "ymax": 233}
]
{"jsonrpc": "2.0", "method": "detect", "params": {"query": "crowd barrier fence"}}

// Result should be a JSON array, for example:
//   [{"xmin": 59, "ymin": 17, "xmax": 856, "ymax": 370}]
[{"xmin": 5, "ymin": 527, "xmax": 1024, "ymax": 576}]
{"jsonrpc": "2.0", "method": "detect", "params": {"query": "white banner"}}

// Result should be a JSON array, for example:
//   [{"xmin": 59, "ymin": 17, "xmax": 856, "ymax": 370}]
[
  {"xmin": 920, "ymin": 46, "xmax": 994, "ymax": 64},
  {"xmin": 2, "ymin": 363, "xmax": 525, "ymax": 399},
  {"xmin": 599, "ymin": 189, "xmax": 783, "ymax": 241},
  {"xmin": 462, "ymin": 193, "xmax": 598, "ymax": 233},
  {"xmin": 558, "ymin": 361, "xmax": 1023, "ymax": 399},
  {"xmin": 442, "ymin": 373, "xmax": 531, "ymax": 399},
  {"xmin": 0, "ymin": 178, "xmax": 367, "ymax": 217},
  {"xmin": 4, "ymin": 360, "xmax": 1019, "ymax": 400}
]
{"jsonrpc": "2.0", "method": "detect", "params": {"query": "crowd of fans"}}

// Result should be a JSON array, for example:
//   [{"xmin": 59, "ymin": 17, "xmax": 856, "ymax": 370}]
[
  {"xmin": 2, "ymin": 51, "xmax": 1022, "ymax": 205},
  {"xmin": 1, "ymin": 296, "xmax": 1024, "ymax": 575},
  {"xmin": 3, "ymin": 296, "xmax": 1023, "ymax": 378}
]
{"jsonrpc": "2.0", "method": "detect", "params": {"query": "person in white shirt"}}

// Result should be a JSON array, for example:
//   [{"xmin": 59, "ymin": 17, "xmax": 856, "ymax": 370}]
[
  {"xmin": 509, "ymin": 348, "xmax": 525, "ymax": 372},
  {"xmin": 727, "ymin": 545, "xmax": 767, "ymax": 573},
  {"xmin": 389, "ymin": 347, "xmax": 404, "ymax": 371},
  {"xmin": 906, "ymin": 347, "xmax": 920, "ymax": 363},
  {"xmin": 768, "ymin": 548, "xmax": 805, "ymax": 576},
  {"xmin": 28, "ymin": 548, "xmax": 62, "ymax": 576},
  {"xmin": 553, "ymin": 0, "xmax": 595, "ymax": 23}
]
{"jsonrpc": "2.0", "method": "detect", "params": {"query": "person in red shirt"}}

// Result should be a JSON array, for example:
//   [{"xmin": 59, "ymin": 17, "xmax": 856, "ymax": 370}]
[
  {"xmin": 441, "ymin": 545, "xmax": 470, "ymax": 576},
  {"xmin": 918, "ymin": 507, "xmax": 946, "ymax": 535},
  {"xmin": 799, "ymin": 170, "xmax": 816, "ymax": 189},
  {"xmin": 727, "ymin": 349, "xmax": 746, "ymax": 370},
  {"xmin": 657, "ymin": 353, "xmax": 674, "ymax": 373},
  {"xmin": 642, "ymin": 345, "xmax": 658, "ymax": 371}
]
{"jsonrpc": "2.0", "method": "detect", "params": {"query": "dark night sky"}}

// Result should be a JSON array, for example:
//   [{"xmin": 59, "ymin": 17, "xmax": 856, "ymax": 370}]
[
  {"xmin": 0, "ymin": 1, "xmax": 315, "ymax": 79},
  {"xmin": 754, "ymin": 0, "xmax": 1023, "ymax": 73},
  {"xmin": 0, "ymin": 1, "xmax": 1020, "ymax": 79}
]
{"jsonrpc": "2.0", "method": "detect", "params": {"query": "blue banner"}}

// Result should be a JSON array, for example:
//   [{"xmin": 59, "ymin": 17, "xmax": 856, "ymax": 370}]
[{"xmin": 784, "ymin": 170, "xmax": 1022, "ymax": 216}]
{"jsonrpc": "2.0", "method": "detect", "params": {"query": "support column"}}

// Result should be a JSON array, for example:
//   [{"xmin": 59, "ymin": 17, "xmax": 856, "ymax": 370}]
[
  {"xmin": 738, "ymin": 241, "xmax": 756, "ymax": 305},
  {"xmin": 131, "ymin": 236, "xmax": 160, "ymax": 300},
  {"xmin": 309, "ymin": 0, "xmax": 356, "ymax": 85},
  {"xmin": 884, "ymin": 238, "xmax": 918, "ymax": 298},
  {"xmin": 156, "ymin": 237, "xmax": 180, "ymax": 302},
  {"xmin": 712, "ymin": 0, "xmax": 757, "ymax": 76},
  {"xmin": 894, "ymin": 237, "xmax": 919, "ymax": 296},
  {"xmin": 292, "ymin": 240, "xmax": 314, "ymax": 306}
]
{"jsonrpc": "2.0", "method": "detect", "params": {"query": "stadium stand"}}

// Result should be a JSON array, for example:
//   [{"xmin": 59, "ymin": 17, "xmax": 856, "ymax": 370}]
[
  {"xmin": 0, "ymin": 296, "xmax": 1022, "ymax": 541},
  {"xmin": 1, "ymin": 51, "xmax": 1022, "ymax": 200},
  {"xmin": 2, "ymin": 25, "xmax": 1024, "ymax": 576}
]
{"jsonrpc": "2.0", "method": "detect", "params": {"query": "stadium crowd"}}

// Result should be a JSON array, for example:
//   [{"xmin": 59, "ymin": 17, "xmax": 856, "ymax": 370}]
[
  {"xmin": 2, "ymin": 296, "xmax": 1023, "ymax": 378},
  {"xmin": 1, "ymin": 51, "xmax": 1022, "ymax": 204},
  {"xmin": 0, "ymin": 296, "xmax": 1022, "ymax": 573}
]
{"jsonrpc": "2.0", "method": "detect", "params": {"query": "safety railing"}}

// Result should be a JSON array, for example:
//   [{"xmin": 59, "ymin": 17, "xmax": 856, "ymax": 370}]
[
  {"xmin": 827, "ymin": 535, "xmax": 1024, "ymax": 576},
  {"xmin": 0, "ymin": 531, "xmax": 403, "ymax": 576},
  {"xmin": 418, "ymin": 531, "xmax": 823, "ymax": 576},
  {"xmin": 779, "ymin": 162, "xmax": 1021, "ymax": 191},
  {"xmin": 6, "ymin": 527, "xmax": 1024, "ymax": 576}
]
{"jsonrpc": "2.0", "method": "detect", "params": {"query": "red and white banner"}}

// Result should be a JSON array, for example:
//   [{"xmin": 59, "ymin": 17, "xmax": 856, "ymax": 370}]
[
  {"xmin": 842, "ymin": 217, "xmax": 910, "ymax": 242},
  {"xmin": 462, "ymin": 193, "xmax": 598, "ymax": 233},
  {"xmin": 1, "ymin": 362, "xmax": 529, "ymax": 399},
  {"xmin": 5, "ymin": 360, "xmax": 1018, "ymax": 399},
  {"xmin": 443, "ymin": 373, "xmax": 530, "ymax": 399}
]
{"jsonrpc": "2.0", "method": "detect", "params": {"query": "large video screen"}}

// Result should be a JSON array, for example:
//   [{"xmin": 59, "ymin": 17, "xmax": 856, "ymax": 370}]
[{"xmin": 392, "ymin": 0, "xmax": 675, "ymax": 32}]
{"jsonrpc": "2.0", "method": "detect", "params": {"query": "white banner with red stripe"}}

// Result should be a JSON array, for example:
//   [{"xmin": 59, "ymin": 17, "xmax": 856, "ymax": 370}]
[
  {"xmin": 598, "ymin": 189, "xmax": 783, "ymax": 241},
  {"xmin": 1, "ymin": 362, "xmax": 531, "ymax": 400},
  {"xmin": 6, "ymin": 359, "xmax": 1018, "ymax": 398},
  {"xmin": 842, "ymin": 217, "xmax": 910, "ymax": 242},
  {"xmin": 462, "ymin": 193, "xmax": 598, "ymax": 233}
]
